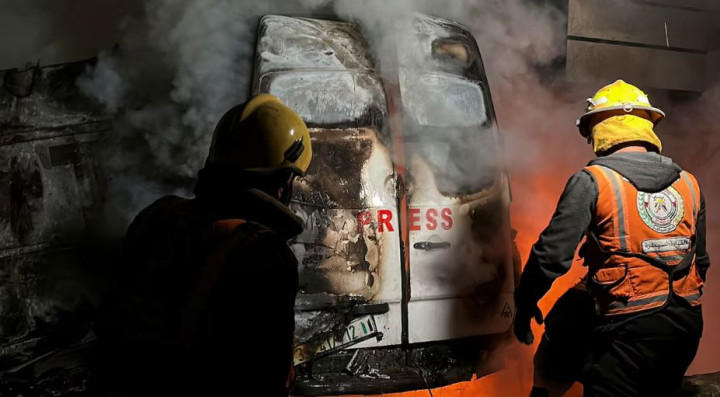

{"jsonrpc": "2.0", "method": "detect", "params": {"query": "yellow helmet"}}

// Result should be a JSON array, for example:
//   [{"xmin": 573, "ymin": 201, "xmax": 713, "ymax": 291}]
[
  {"xmin": 205, "ymin": 94, "xmax": 312, "ymax": 175},
  {"xmin": 576, "ymin": 80, "xmax": 665, "ymax": 138}
]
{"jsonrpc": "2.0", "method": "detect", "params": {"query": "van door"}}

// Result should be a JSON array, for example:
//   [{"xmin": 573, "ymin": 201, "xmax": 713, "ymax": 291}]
[
  {"xmin": 398, "ymin": 15, "xmax": 514, "ymax": 343},
  {"xmin": 253, "ymin": 16, "xmax": 403, "ymax": 362}
]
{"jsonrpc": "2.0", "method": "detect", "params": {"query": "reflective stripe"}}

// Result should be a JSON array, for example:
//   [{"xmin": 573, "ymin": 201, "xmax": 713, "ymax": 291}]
[
  {"xmin": 652, "ymin": 254, "xmax": 686, "ymax": 264},
  {"xmin": 607, "ymin": 293, "xmax": 668, "ymax": 310},
  {"xmin": 681, "ymin": 172, "xmax": 698, "ymax": 220},
  {"xmin": 598, "ymin": 166, "xmax": 628, "ymax": 251},
  {"xmin": 679, "ymin": 291, "xmax": 703, "ymax": 303}
]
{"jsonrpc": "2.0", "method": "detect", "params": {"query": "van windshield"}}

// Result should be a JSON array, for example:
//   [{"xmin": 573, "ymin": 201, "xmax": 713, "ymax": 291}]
[{"xmin": 401, "ymin": 73, "xmax": 498, "ymax": 195}]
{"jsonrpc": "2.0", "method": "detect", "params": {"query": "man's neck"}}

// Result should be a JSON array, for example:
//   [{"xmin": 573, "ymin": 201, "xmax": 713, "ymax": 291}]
[{"xmin": 607, "ymin": 145, "xmax": 649, "ymax": 155}]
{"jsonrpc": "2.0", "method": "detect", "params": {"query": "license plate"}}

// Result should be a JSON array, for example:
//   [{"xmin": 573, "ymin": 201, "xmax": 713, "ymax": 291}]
[{"xmin": 294, "ymin": 315, "xmax": 379, "ymax": 365}]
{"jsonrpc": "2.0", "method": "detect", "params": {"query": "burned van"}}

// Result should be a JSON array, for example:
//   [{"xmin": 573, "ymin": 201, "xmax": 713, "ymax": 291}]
[
  {"xmin": 253, "ymin": 14, "xmax": 516, "ymax": 394},
  {"xmin": 0, "ymin": 63, "xmax": 107, "ymax": 393}
]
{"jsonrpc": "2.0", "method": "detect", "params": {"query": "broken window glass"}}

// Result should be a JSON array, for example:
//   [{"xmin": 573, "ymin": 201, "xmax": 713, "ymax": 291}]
[
  {"xmin": 400, "ymin": 14, "xmax": 482, "ymax": 78},
  {"xmin": 293, "ymin": 128, "xmax": 380, "ymax": 209}
]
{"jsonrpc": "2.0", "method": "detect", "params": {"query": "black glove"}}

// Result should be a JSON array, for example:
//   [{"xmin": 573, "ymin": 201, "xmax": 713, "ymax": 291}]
[
  {"xmin": 514, "ymin": 257, "xmax": 553, "ymax": 345},
  {"xmin": 513, "ymin": 302, "xmax": 544, "ymax": 345}
]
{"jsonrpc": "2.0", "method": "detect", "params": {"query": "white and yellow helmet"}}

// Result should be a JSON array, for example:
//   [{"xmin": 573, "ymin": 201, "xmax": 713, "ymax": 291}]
[{"xmin": 576, "ymin": 79, "xmax": 665, "ymax": 138}]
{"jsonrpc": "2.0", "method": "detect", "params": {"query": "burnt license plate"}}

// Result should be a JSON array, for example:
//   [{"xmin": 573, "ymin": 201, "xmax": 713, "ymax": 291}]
[{"xmin": 294, "ymin": 315, "xmax": 380, "ymax": 365}]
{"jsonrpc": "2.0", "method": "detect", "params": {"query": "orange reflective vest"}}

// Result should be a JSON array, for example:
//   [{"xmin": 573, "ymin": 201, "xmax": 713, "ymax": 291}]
[{"xmin": 583, "ymin": 165, "xmax": 704, "ymax": 316}]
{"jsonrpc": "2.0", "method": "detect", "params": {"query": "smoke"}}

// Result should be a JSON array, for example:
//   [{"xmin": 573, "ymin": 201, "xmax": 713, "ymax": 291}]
[
  {"xmin": 77, "ymin": 0, "xmax": 581, "ymax": 394},
  {"xmin": 331, "ymin": 1, "xmax": 586, "ymax": 396},
  {"xmin": 73, "ymin": 0, "xmax": 720, "ymax": 391},
  {"xmin": 0, "ymin": 0, "xmax": 142, "ymax": 70},
  {"xmin": 75, "ymin": 0, "xmax": 574, "ymax": 230},
  {"xmin": 77, "ymin": 0, "xmax": 320, "ymax": 229},
  {"xmin": 655, "ymin": 86, "xmax": 720, "ymax": 376},
  {"xmin": 332, "ymin": 0, "xmax": 584, "ymax": 187},
  {"xmin": 336, "ymin": 0, "xmax": 719, "ymax": 390}
]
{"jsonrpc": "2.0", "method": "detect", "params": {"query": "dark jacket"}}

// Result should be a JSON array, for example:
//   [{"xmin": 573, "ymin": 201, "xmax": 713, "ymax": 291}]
[
  {"xmin": 94, "ymin": 168, "xmax": 303, "ymax": 396},
  {"xmin": 516, "ymin": 152, "xmax": 709, "ymax": 315}
]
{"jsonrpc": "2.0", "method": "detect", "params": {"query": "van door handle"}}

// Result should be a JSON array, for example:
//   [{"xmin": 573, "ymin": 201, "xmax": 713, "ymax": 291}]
[{"xmin": 413, "ymin": 241, "xmax": 451, "ymax": 250}]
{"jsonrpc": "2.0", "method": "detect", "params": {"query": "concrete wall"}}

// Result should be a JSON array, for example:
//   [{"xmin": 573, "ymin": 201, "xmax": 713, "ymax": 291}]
[
  {"xmin": 0, "ymin": 0, "xmax": 141, "ymax": 70},
  {"xmin": 566, "ymin": 0, "xmax": 719, "ymax": 91}
]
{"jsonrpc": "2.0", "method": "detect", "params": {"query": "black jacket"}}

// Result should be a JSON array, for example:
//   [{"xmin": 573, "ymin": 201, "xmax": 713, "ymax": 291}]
[
  {"xmin": 516, "ymin": 152, "xmax": 709, "ymax": 310},
  {"xmin": 94, "ymin": 168, "xmax": 303, "ymax": 396}
]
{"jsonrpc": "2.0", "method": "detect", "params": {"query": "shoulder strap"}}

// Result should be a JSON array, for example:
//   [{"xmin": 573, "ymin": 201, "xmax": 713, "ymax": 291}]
[
  {"xmin": 585, "ymin": 165, "xmax": 630, "ymax": 251},
  {"xmin": 680, "ymin": 171, "xmax": 699, "ymax": 223}
]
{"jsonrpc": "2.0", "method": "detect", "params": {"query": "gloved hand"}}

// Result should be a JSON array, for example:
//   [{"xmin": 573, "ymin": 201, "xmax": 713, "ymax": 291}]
[
  {"xmin": 514, "ymin": 258, "xmax": 551, "ymax": 345},
  {"xmin": 513, "ymin": 303, "xmax": 544, "ymax": 345}
]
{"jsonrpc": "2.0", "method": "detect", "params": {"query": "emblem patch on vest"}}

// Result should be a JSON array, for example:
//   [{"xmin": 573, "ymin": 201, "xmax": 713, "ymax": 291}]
[{"xmin": 637, "ymin": 186, "xmax": 685, "ymax": 233}]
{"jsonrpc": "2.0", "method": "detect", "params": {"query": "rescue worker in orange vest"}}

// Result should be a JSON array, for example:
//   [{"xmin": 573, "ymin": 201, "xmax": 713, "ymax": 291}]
[
  {"xmin": 513, "ymin": 80, "xmax": 709, "ymax": 397},
  {"xmin": 94, "ymin": 94, "xmax": 312, "ymax": 396}
]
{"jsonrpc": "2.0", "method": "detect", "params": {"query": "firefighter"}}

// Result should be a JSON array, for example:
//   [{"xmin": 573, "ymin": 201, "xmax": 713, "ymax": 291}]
[
  {"xmin": 93, "ymin": 94, "xmax": 312, "ymax": 396},
  {"xmin": 513, "ymin": 80, "xmax": 709, "ymax": 397}
]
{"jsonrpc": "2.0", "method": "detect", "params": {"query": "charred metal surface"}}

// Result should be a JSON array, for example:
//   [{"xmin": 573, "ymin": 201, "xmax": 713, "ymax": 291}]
[
  {"xmin": 0, "ymin": 131, "xmax": 107, "ymax": 252},
  {"xmin": 256, "ymin": 16, "xmax": 375, "ymax": 77},
  {"xmin": 0, "ymin": 62, "xmax": 106, "ymax": 133},
  {"xmin": 291, "ymin": 128, "xmax": 393, "ymax": 302},
  {"xmin": 255, "ymin": 13, "xmax": 513, "ymax": 392},
  {"xmin": 0, "ymin": 247, "xmax": 94, "ymax": 370},
  {"xmin": 293, "ymin": 335, "xmax": 503, "ymax": 396},
  {"xmin": 290, "ymin": 128, "xmax": 394, "ymax": 348},
  {"xmin": 0, "ymin": 60, "xmax": 110, "ymax": 394},
  {"xmin": 256, "ymin": 19, "xmax": 397, "ymax": 357},
  {"xmin": 402, "ymin": 15, "xmax": 488, "ymax": 80},
  {"xmin": 293, "ymin": 129, "xmax": 374, "ymax": 209},
  {"xmin": 0, "ymin": 341, "xmax": 93, "ymax": 397},
  {"xmin": 8, "ymin": 155, "xmax": 43, "ymax": 245},
  {"xmin": 256, "ymin": 17, "xmax": 402, "ymax": 372},
  {"xmin": 295, "ymin": 311, "xmax": 352, "ymax": 346}
]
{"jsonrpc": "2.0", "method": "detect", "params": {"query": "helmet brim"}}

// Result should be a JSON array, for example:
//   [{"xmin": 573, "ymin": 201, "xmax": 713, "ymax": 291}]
[{"xmin": 577, "ymin": 105, "xmax": 665, "ymax": 138}]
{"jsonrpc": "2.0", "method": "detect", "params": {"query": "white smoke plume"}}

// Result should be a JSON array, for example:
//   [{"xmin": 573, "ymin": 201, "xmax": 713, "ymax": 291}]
[
  {"xmin": 77, "ymin": 0, "xmax": 317, "ymax": 229},
  {"xmin": 658, "ymin": 86, "xmax": 720, "ymax": 376},
  {"xmin": 335, "ymin": 0, "xmax": 720, "ymax": 387},
  {"xmin": 333, "ymin": 1, "xmax": 584, "ymax": 395}
]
